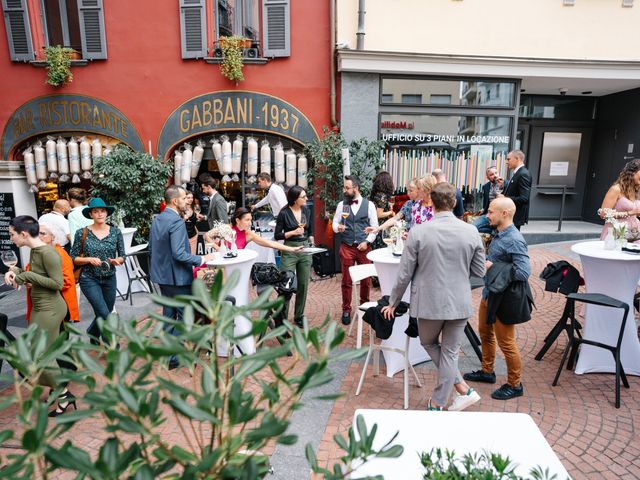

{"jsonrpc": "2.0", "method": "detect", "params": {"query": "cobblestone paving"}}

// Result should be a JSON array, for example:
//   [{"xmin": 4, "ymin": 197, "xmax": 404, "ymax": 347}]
[{"xmin": 0, "ymin": 242, "xmax": 638, "ymax": 479}]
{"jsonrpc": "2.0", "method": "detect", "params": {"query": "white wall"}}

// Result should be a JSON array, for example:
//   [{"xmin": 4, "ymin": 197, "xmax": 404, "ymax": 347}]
[{"xmin": 338, "ymin": 0, "xmax": 640, "ymax": 61}]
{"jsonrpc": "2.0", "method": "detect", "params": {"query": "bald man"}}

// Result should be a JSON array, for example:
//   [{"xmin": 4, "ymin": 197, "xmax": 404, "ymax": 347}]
[
  {"xmin": 463, "ymin": 197, "xmax": 532, "ymax": 401},
  {"xmin": 39, "ymin": 199, "xmax": 71, "ymax": 248}
]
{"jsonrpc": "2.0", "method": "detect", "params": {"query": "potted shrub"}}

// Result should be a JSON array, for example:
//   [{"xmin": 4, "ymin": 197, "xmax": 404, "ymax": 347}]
[
  {"xmin": 218, "ymin": 36, "xmax": 247, "ymax": 83},
  {"xmin": 44, "ymin": 45, "xmax": 75, "ymax": 87}
]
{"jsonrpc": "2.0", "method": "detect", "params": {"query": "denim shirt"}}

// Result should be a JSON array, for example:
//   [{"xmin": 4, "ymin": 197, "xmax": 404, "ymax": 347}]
[{"xmin": 483, "ymin": 224, "xmax": 531, "ymax": 298}]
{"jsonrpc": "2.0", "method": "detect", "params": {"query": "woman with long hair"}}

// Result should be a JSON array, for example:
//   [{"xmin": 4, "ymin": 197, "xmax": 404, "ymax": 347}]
[
  {"xmin": 184, "ymin": 191, "xmax": 199, "ymax": 255},
  {"xmin": 71, "ymin": 198, "xmax": 125, "ymax": 345},
  {"xmin": 4, "ymin": 216, "xmax": 74, "ymax": 416},
  {"xmin": 369, "ymin": 171, "xmax": 396, "ymax": 249},
  {"xmin": 599, "ymin": 158, "xmax": 640, "ymax": 240},
  {"xmin": 275, "ymin": 186, "xmax": 314, "ymax": 327}
]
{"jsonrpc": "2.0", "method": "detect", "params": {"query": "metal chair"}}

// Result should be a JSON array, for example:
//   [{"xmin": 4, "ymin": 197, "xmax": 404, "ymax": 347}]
[
  {"xmin": 347, "ymin": 263, "xmax": 379, "ymax": 349},
  {"xmin": 552, "ymin": 292, "xmax": 630, "ymax": 408},
  {"xmin": 122, "ymin": 245, "xmax": 156, "ymax": 304}
]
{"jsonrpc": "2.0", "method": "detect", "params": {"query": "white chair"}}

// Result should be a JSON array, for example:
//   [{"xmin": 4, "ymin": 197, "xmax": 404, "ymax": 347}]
[
  {"xmin": 347, "ymin": 264, "xmax": 379, "ymax": 349},
  {"xmin": 355, "ymin": 323, "xmax": 423, "ymax": 410}
]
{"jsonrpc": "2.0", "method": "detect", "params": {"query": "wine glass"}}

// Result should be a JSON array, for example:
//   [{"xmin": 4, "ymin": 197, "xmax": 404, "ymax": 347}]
[
  {"xmin": 1, "ymin": 251, "xmax": 18, "ymax": 269},
  {"xmin": 194, "ymin": 204, "xmax": 201, "ymax": 215},
  {"xmin": 341, "ymin": 203, "xmax": 350, "ymax": 224},
  {"xmin": 382, "ymin": 230, "xmax": 394, "ymax": 253},
  {"xmin": 298, "ymin": 213, "xmax": 307, "ymax": 231}
]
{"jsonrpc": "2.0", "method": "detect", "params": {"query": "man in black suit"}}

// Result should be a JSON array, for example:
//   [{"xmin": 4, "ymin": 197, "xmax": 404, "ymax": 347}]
[
  {"xmin": 473, "ymin": 166, "xmax": 502, "ymax": 234},
  {"xmin": 499, "ymin": 150, "xmax": 532, "ymax": 230}
]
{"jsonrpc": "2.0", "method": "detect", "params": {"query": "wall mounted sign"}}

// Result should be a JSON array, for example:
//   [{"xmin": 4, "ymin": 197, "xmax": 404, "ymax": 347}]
[
  {"xmin": 1, "ymin": 94, "xmax": 144, "ymax": 158},
  {"xmin": 157, "ymin": 91, "xmax": 319, "ymax": 159},
  {"xmin": 0, "ymin": 193, "xmax": 20, "ymax": 272}
]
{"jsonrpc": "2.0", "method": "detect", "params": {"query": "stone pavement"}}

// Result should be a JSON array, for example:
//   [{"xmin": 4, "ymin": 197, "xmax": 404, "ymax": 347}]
[{"xmin": 1, "ymin": 240, "xmax": 639, "ymax": 479}]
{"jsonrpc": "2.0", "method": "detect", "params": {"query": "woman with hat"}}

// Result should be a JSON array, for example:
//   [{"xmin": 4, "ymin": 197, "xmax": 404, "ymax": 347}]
[{"xmin": 70, "ymin": 198, "xmax": 125, "ymax": 344}]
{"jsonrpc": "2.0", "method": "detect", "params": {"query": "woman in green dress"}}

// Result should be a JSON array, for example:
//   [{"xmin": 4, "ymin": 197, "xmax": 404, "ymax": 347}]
[{"xmin": 4, "ymin": 215, "xmax": 75, "ymax": 416}]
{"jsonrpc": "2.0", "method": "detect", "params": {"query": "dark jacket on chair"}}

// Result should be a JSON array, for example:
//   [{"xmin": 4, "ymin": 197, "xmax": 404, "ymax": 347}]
[{"xmin": 539, "ymin": 260, "xmax": 583, "ymax": 295}]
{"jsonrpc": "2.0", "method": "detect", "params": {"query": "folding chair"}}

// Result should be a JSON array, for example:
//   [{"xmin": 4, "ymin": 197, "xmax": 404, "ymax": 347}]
[
  {"xmin": 552, "ymin": 293, "xmax": 630, "ymax": 408},
  {"xmin": 347, "ymin": 263, "xmax": 379, "ymax": 349}
]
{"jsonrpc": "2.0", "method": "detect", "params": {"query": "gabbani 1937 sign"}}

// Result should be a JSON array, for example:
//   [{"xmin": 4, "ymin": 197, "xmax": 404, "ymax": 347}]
[
  {"xmin": 157, "ymin": 91, "xmax": 318, "ymax": 159},
  {"xmin": 1, "ymin": 94, "xmax": 144, "ymax": 158}
]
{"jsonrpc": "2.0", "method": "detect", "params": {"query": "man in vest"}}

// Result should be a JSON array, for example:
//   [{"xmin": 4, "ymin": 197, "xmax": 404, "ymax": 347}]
[{"xmin": 332, "ymin": 175, "xmax": 379, "ymax": 325}]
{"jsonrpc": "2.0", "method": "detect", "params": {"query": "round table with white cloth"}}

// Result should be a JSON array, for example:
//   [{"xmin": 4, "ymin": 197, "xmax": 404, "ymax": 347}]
[
  {"xmin": 366, "ymin": 247, "xmax": 430, "ymax": 377},
  {"xmin": 571, "ymin": 240, "xmax": 640, "ymax": 375},
  {"xmin": 207, "ymin": 249, "xmax": 259, "ymax": 356}
]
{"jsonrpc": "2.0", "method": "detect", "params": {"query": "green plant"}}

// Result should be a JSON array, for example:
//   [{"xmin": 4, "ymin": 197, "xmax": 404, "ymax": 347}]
[
  {"xmin": 219, "ymin": 36, "xmax": 246, "ymax": 83},
  {"xmin": 44, "ymin": 46, "xmax": 74, "ymax": 87},
  {"xmin": 306, "ymin": 127, "xmax": 387, "ymax": 218},
  {"xmin": 0, "ymin": 272, "xmax": 401, "ymax": 479},
  {"xmin": 91, "ymin": 144, "xmax": 172, "ymax": 242},
  {"xmin": 420, "ymin": 448, "xmax": 563, "ymax": 480}
]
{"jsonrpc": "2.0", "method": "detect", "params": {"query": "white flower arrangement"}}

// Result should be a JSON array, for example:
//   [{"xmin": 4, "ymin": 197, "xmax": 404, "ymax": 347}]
[
  {"xmin": 598, "ymin": 208, "xmax": 629, "ymax": 241},
  {"xmin": 211, "ymin": 221, "xmax": 235, "ymax": 242},
  {"xmin": 388, "ymin": 220, "xmax": 406, "ymax": 241}
]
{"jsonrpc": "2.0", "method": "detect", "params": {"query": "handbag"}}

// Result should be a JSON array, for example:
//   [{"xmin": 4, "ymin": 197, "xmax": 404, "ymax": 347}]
[
  {"xmin": 250, "ymin": 262, "xmax": 282, "ymax": 286},
  {"xmin": 73, "ymin": 227, "xmax": 89, "ymax": 283}
]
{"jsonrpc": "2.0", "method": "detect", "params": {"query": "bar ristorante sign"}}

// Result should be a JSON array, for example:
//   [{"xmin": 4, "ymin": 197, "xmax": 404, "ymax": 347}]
[
  {"xmin": 1, "ymin": 94, "xmax": 144, "ymax": 158},
  {"xmin": 157, "ymin": 91, "xmax": 318, "ymax": 159}
]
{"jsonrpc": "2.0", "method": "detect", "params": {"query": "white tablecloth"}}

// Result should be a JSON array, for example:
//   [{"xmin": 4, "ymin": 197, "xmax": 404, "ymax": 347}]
[
  {"xmin": 207, "ymin": 249, "xmax": 258, "ymax": 356},
  {"xmin": 352, "ymin": 409, "xmax": 570, "ymax": 479},
  {"xmin": 245, "ymin": 231, "xmax": 276, "ymax": 264},
  {"xmin": 571, "ymin": 241, "xmax": 640, "ymax": 375},
  {"xmin": 366, "ymin": 248, "xmax": 430, "ymax": 377}
]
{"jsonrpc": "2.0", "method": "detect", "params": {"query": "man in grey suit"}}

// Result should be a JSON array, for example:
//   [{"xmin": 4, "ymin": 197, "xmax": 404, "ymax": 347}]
[
  {"xmin": 199, "ymin": 176, "xmax": 229, "ymax": 228},
  {"xmin": 382, "ymin": 182, "xmax": 486, "ymax": 411},
  {"xmin": 150, "ymin": 186, "xmax": 215, "ymax": 347}
]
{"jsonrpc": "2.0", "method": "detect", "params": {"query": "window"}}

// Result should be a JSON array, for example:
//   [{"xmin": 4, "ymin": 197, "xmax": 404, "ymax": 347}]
[
  {"xmin": 381, "ymin": 78, "xmax": 516, "ymax": 107},
  {"xmin": 381, "ymin": 94, "xmax": 393, "ymax": 103},
  {"xmin": 179, "ymin": 0, "xmax": 290, "ymax": 59},
  {"xmin": 2, "ymin": 0, "xmax": 107, "ymax": 61},
  {"xmin": 430, "ymin": 94, "xmax": 451, "ymax": 105},
  {"xmin": 401, "ymin": 94, "xmax": 422, "ymax": 104},
  {"xmin": 215, "ymin": 0, "xmax": 259, "ymax": 41}
]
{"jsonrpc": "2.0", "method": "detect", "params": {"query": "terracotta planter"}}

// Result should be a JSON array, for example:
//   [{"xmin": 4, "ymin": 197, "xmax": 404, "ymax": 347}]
[{"xmin": 68, "ymin": 49, "xmax": 81, "ymax": 60}]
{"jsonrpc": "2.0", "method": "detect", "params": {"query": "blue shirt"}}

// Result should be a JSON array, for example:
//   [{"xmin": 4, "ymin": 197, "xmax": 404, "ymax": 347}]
[{"xmin": 483, "ymin": 224, "xmax": 530, "ymax": 297}]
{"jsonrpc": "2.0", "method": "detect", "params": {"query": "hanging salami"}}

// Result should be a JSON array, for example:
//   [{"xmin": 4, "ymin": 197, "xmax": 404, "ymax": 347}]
[
  {"xmin": 191, "ymin": 140, "xmax": 205, "ymax": 179},
  {"xmin": 174, "ymin": 150, "xmax": 183, "ymax": 186},
  {"xmin": 260, "ymin": 140, "xmax": 271, "ymax": 176},
  {"xmin": 56, "ymin": 137, "xmax": 70, "ymax": 182},
  {"xmin": 285, "ymin": 149, "xmax": 296, "ymax": 186},
  {"xmin": 80, "ymin": 137, "xmax": 92, "ymax": 179},
  {"xmin": 34, "ymin": 140, "xmax": 48, "ymax": 188},
  {"xmin": 45, "ymin": 136, "xmax": 58, "ymax": 180},
  {"xmin": 181, "ymin": 143, "xmax": 193, "ymax": 186},
  {"xmin": 297, "ymin": 153, "xmax": 308, "ymax": 189},
  {"xmin": 274, "ymin": 142, "xmax": 285, "ymax": 184},
  {"xmin": 23, "ymin": 147, "xmax": 38, "ymax": 192}
]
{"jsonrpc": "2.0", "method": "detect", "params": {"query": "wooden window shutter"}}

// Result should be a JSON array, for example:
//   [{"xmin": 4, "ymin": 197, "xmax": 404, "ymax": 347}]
[
  {"xmin": 180, "ymin": 0, "xmax": 206, "ymax": 59},
  {"xmin": 262, "ymin": 0, "xmax": 290, "ymax": 57},
  {"xmin": 77, "ymin": 0, "xmax": 107, "ymax": 59},
  {"xmin": 2, "ymin": 0, "xmax": 34, "ymax": 61}
]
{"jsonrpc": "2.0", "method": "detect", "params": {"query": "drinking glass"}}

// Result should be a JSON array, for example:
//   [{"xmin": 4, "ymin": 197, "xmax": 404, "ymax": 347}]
[
  {"xmin": 194, "ymin": 205, "xmax": 201, "ymax": 215},
  {"xmin": 298, "ymin": 213, "xmax": 307, "ymax": 230},
  {"xmin": 382, "ymin": 230, "xmax": 394, "ymax": 253},
  {"xmin": 341, "ymin": 203, "xmax": 350, "ymax": 224},
  {"xmin": 1, "ymin": 251, "xmax": 18, "ymax": 269}
]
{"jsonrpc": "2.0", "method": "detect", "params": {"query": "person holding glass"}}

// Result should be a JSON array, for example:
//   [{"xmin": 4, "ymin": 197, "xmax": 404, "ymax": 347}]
[
  {"xmin": 4, "ymin": 216, "xmax": 74, "ymax": 416},
  {"xmin": 184, "ymin": 191, "xmax": 199, "ymax": 255},
  {"xmin": 369, "ymin": 171, "xmax": 396, "ymax": 249},
  {"xmin": 71, "ymin": 198, "xmax": 125, "ymax": 345},
  {"xmin": 275, "ymin": 186, "xmax": 314, "ymax": 327}
]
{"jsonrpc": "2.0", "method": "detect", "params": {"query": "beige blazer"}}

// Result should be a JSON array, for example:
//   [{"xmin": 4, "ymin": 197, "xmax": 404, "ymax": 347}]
[{"xmin": 389, "ymin": 211, "xmax": 486, "ymax": 320}]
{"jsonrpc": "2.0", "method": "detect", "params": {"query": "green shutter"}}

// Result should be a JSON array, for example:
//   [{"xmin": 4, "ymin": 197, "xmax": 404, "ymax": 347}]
[
  {"xmin": 77, "ymin": 0, "xmax": 107, "ymax": 59},
  {"xmin": 262, "ymin": 0, "xmax": 290, "ymax": 57},
  {"xmin": 180, "ymin": 0, "xmax": 206, "ymax": 59},
  {"xmin": 2, "ymin": 0, "xmax": 34, "ymax": 61}
]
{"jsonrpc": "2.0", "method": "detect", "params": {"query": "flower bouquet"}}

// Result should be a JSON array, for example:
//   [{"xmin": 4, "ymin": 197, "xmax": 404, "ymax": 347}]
[
  {"xmin": 388, "ymin": 220, "xmax": 406, "ymax": 256},
  {"xmin": 212, "ymin": 221, "xmax": 237, "ymax": 258}
]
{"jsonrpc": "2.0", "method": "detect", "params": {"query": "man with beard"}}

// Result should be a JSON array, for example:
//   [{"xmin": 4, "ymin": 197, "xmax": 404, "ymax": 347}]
[
  {"xmin": 473, "ymin": 166, "xmax": 503, "ymax": 234},
  {"xmin": 150, "ymin": 185, "xmax": 215, "ymax": 368},
  {"xmin": 332, "ymin": 175, "xmax": 378, "ymax": 325}
]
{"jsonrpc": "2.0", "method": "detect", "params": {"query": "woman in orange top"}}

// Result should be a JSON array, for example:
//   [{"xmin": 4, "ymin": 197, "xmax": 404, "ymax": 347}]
[{"xmin": 37, "ymin": 222, "xmax": 80, "ymax": 322}]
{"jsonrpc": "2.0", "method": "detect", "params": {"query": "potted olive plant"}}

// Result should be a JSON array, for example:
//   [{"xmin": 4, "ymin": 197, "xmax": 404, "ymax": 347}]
[{"xmin": 44, "ymin": 45, "xmax": 75, "ymax": 87}]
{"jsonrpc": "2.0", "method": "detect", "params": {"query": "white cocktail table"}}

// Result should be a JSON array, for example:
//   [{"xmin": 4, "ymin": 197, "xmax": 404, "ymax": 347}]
[
  {"xmin": 366, "ymin": 248, "xmax": 430, "ymax": 377},
  {"xmin": 352, "ymin": 409, "xmax": 570, "ymax": 479},
  {"xmin": 571, "ymin": 241, "xmax": 640, "ymax": 375},
  {"xmin": 207, "ymin": 249, "xmax": 259, "ymax": 356}
]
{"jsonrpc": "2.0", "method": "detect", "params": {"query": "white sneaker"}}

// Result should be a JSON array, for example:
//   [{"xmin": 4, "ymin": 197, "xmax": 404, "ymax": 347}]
[{"xmin": 449, "ymin": 388, "xmax": 481, "ymax": 411}]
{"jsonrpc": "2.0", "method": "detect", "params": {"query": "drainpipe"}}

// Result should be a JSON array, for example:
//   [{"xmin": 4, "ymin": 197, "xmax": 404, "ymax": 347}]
[
  {"xmin": 330, "ymin": 0, "xmax": 338, "ymax": 127},
  {"xmin": 356, "ymin": 0, "xmax": 365, "ymax": 50}
]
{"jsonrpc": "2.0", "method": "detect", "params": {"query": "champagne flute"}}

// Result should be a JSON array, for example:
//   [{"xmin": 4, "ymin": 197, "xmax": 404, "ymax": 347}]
[{"xmin": 2, "ymin": 251, "xmax": 18, "ymax": 269}]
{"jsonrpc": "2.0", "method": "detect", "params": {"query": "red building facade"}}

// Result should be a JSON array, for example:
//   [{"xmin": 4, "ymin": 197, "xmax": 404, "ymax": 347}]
[{"xmin": 0, "ymin": 0, "xmax": 331, "ymax": 243}]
